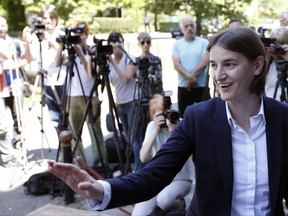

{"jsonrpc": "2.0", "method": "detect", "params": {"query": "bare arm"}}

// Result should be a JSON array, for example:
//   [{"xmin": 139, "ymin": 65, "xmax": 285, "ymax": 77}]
[
  {"xmin": 108, "ymin": 56, "xmax": 136, "ymax": 83},
  {"xmin": 54, "ymin": 43, "xmax": 64, "ymax": 67},
  {"xmin": 22, "ymin": 26, "xmax": 36, "ymax": 63},
  {"xmin": 172, "ymin": 55, "xmax": 191, "ymax": 79},
  {"xmin": 187, "ymin": 53, "xmax": 209, "ymax": 89},
  {"xmin": 48, "ymin": 160, "xmax": 104, "ymax": 201},
  {"xmin": 140, "ymin": 111, "xmax": 165, "ymax": 163},
  {"xmin": 73, "ymin": 44, "xmax": 89, "ymax": 75}
]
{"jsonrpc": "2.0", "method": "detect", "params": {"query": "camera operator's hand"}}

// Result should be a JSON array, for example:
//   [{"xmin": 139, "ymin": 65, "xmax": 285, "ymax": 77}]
[
  {"xmin": 22, "ymin": 26, "xmax": 33, "ymax": 44},
  {"xmin": 270, "ymin": 44, "xmax": 288, "ymax": 60},
  {"xmin": 281, "ymin": 44, "xmax": 288, "ymax": 60},
  {"xmin": 153, "ymin": 111, "xmax": 166, "ymax": 132},
  {"xmin": 280, "ymin": 12, "xmax": 288, "ymax": 27}
]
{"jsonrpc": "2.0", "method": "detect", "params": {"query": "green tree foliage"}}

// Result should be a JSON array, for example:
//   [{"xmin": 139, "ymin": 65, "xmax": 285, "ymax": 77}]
[
  {"xmin": 0, "ymin": 0, "xmax": 26, "ymax": 32},
  {"xmin": 1, "ymin": 0, "xmax": 287, "ymax": 36}
]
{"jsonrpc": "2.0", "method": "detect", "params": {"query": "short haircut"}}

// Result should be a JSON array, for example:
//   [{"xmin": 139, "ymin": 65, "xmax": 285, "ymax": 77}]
[
  {"xmin": 179, "ymin": 16, "xmax": 196, "ymax": 29},
  {"xmin": 107, "ymin": 32, "xmax": 124, "ymax": 43},
  {"xmin": 137, "ymin": 32, "xmax": 151, "ymax": 41},
  {"xmin": 38, "ymin": 5, "xmax": 58, "ymax": 24},
  {"xmin": 228, "ymin": 18, "xmax": 244, "ymax": 26},
  {"xmin": 207, "ymin": 27, "xmax": 267, "ymax": 95}
]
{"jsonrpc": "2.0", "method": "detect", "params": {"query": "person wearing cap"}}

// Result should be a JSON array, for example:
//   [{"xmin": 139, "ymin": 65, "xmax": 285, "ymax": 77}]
[{"xmin": 107, "ymin": 32, "xmax": 144, "ymax": 171}]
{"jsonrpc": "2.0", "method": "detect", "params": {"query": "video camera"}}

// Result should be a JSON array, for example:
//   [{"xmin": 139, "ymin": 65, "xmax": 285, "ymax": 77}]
[
  {"xmin": 93, "ymin": 37, "xmax": 113, "ymax": 58},
  {"xmin": 89, "ymin": 37, "xmax": 113, "ymax": 69},
  {"xmin": 258, "ymin": 27, "xmax": 285, "ymax": 55},
  {"xmin": 160, "ymin": 90, "xmax": 180, "ymax": 128},
  {"xmin": 56, "ymin": 24, "xmax": 86, "ymax": 46},
  {"xmin": 31, "ymin": 17, "xmax": 48, "ymax": 34},
  {"xmin": 136, "ymin": 56, "xmax": 163, "ymax": 94}
]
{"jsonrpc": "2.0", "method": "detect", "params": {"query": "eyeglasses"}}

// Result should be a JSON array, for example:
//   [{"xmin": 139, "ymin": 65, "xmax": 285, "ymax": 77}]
[{"xmin": 140, "ymin": 40, "xmax": 151, "ymax": 45}]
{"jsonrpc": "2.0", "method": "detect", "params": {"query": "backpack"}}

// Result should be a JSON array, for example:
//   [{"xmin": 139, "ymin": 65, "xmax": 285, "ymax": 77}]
[{"xmin": 23, "ymin": 171, "xmax": 64, "ymax": 196}]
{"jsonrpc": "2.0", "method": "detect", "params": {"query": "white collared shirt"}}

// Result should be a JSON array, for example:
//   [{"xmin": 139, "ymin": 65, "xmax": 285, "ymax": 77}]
[{"xmin": 226, "ymin": 99, "xmax": 271, "ymax": 216}]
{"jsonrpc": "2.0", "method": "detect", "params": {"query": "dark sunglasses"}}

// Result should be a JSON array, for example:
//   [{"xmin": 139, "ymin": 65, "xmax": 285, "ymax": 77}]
[{"xmin": 140, "ymin": 40, "xmax": 151, "ymax": 45}]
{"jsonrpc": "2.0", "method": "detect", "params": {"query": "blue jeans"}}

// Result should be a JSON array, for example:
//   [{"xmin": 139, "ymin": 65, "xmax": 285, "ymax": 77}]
[{"xmin": 117, "ymin": 101, "xmax": 144, "ymax": 171}]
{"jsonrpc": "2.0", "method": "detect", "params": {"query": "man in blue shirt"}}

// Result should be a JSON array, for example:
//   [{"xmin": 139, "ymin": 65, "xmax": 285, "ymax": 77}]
[{"xmin": 172, "ymin": 16, "xmax": 210, "ymax": 117}]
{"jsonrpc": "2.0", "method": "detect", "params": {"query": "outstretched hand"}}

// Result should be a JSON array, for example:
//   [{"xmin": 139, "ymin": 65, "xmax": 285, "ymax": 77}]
[{"xmin": 47, "ymin": 160, "xmax": 104, "ymax": 201}]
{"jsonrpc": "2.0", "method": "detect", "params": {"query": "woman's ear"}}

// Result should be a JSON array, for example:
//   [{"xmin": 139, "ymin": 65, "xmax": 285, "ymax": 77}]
[{"xmin": 254, "ymin": 55, "xmax": 265, "ymax": 75}]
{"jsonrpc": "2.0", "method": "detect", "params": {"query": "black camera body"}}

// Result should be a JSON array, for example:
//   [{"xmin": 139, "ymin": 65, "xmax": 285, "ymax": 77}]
[
  {"xmin": 160, "ymin": 90, "xmax": 180, "ymax": 128},
  {"xmin": 90, "ymin": 37, "xmax": 113, "ymax": 69},
  {"xmin": 56, "ymin": 24, "xmax": 85, "ymax": 45},
  {"xmin": 163, "ymin": 109, "xmax": 180, "ymax": 124},
  {"xmin": 31, "ymin": 17, "xmax": 48, "ymax": 34},
  {"xmin": 93, "ymin": 37, "xmax": 113, "ymax": 58},
  {"xmin": 137, "ymin": 56, "xmax": 163, "ymax": 97},
  {"xmin": 274, "ymin": 44, "xmax": 285, "ymax": 55}
]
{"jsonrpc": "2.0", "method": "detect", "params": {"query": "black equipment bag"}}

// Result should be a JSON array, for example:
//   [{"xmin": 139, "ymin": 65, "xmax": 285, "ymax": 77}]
[{"xmin": 23, "ymin": 171, "xmax": 64, "ymax": 195}]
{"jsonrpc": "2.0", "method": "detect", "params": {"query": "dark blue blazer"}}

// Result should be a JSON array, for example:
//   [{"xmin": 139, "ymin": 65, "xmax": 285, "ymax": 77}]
[{"xmin": 106, "ymin": 97, "xmax": 288, "ymax": 215}]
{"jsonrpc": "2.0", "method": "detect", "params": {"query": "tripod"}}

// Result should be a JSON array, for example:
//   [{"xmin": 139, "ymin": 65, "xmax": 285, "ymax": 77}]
[
  {"xmin": 58, "ymin": 45, "xmax": 109, "ymax": 177},
  {"xmin": 273, "ymin": 60, "xmax": 288, "ymax": 103},
  {"xmin": 273, "ymin": 72, "xmax": 288, "ymax": 103},
  {"xmin": 97, "ymin": 56, "xmax": 130, "ymax": 175},
  {"xmin": 27, "ymin": 35, "xmax": 59, "ymax": 160}
]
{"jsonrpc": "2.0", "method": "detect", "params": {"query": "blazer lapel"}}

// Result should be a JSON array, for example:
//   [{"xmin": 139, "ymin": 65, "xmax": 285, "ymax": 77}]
[{"xmin": 213, "ymin": 98, "xmax": 234, "ymax": 201}]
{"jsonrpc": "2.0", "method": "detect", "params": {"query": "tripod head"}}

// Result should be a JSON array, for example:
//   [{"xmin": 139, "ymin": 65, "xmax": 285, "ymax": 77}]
[
  {"xmin": 135, "ymin": 56, "xmax": 163, "ymax": 100},
  {"xmin": 275, "ymin": 59, "xmax": 288, "ymax": 82}
]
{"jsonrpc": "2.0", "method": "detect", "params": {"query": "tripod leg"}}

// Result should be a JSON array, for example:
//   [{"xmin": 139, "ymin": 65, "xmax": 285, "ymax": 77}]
[{"xmin": 28, "ymin": 74, "xmax": 40, "ymax": 111}]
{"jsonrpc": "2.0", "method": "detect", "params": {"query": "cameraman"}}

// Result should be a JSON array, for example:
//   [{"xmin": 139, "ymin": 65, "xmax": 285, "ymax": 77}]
[
  {"xmin": 107, "ymin": 32, "xmax": 144, "ymax": 171},
  {"xmin": 132, "ymin": 93, "xmax": 194, "ymax": 215},
  {"xmin": 54, "ymin": 21, "xmax": 108, "ymax": 167},
  {"xmin": 264, "ymin": 27, "xmax": 288, "ymax": 101},
  {"xmin": 22, "ymin": 5, "xmax": 66, "ymax": 132}
]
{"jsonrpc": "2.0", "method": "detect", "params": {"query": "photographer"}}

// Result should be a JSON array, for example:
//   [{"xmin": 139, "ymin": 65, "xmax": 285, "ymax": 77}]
[
  {"xmin": 22, "ymin": 5, "xmax": 66, "ymax": 132},
  {"xmin": 54, "ymin": 21, "xmax": 108, "ymax": 167},
  {"xmin": 132, "ymin": 93, "xmax": 194, "ymax": 215},
  {"xmin": 264, "ymin": 27, "xmax": 288, "ymax": 101}
]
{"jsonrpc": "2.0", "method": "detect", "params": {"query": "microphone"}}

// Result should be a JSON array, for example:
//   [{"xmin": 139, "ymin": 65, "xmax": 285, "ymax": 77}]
[{"xmin": 117, "ymin": 44, "xmax": 137, "ymax": 65}]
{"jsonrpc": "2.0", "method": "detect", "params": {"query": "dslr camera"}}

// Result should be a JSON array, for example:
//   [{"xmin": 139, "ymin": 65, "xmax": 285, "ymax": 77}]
[
  {"xmin": 56, "ymin": 24, "xmax": 85, "ymax": 45},
  {"xmin": 160, "ymin": 91, "xmax": 180, "ymax": 128}
]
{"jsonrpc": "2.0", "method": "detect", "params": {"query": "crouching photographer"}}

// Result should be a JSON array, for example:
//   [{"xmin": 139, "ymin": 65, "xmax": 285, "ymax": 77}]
[
  {"xmin": 132, "ymin": 93, "xmax": 194, "ymax": 215},
  {"xmin": 54, "ymin": 21, "xmax": 108, "ymax": 167},
  {"xmin": 261, "ymin": 27, "xmax": 288, "ymax": 102}
]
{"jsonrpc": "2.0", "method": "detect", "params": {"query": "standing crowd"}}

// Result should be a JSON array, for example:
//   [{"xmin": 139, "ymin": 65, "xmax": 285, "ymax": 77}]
[{"xmin": 2, "ymin": 4, "xmax": 288, "ymax": 216}]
